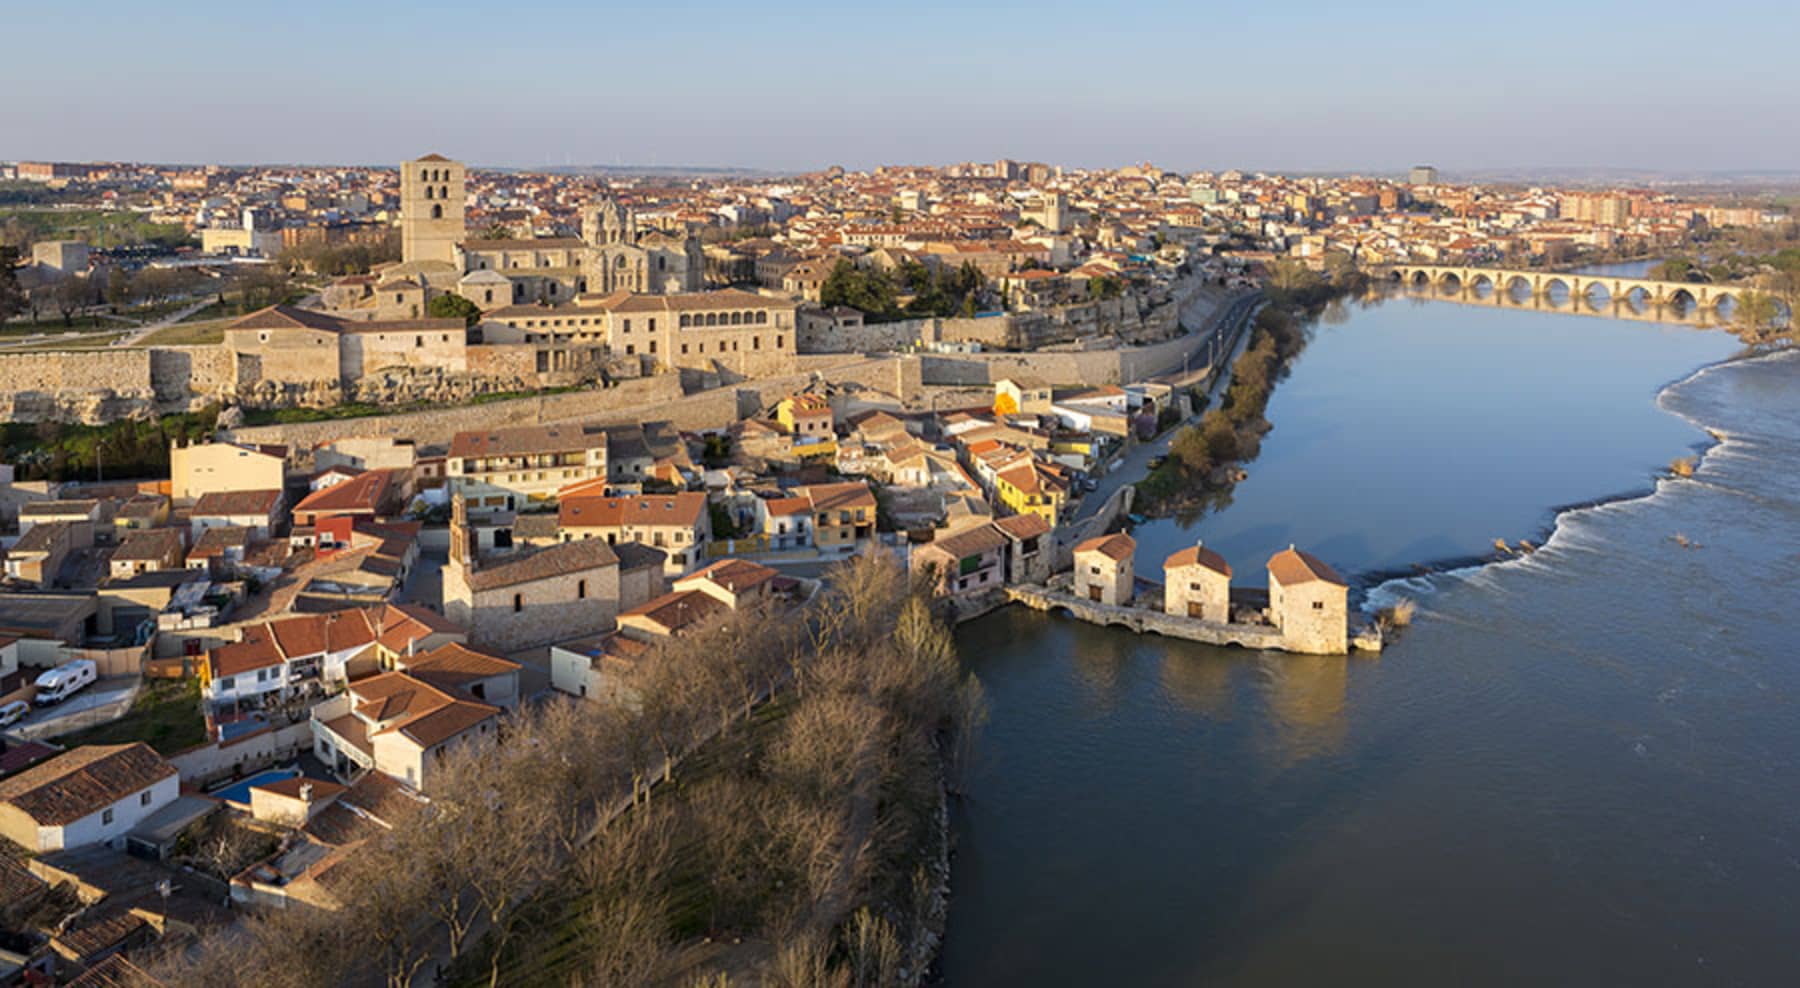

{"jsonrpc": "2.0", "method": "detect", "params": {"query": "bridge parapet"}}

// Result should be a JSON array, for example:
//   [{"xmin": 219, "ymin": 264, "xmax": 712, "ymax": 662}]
[{"xmin": 1376, "ymin": 264, "xmax": 1742, "ymax": 310}]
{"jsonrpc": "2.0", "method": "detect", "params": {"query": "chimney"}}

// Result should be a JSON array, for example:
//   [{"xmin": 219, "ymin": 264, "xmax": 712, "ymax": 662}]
[{"xmin": 299, "ymin": 783, "xmax": 314, "ymax": 803}]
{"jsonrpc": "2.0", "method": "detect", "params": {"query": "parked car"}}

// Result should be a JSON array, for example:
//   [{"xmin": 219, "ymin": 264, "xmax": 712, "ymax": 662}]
[
  {"xmin": 33, "ymin": 659, "xmax": 97, "ymax": 706},
  {"xmin": 0, "ymin": 699, "xmax": 27, "ymax": 727},
  {"xmin": 1146, "ymin": 456, "xmax": 1168, "ymax": 470},
  {"xmin": 1083, "ymin": 477, "xmax": 1100, "ymax": 492}
]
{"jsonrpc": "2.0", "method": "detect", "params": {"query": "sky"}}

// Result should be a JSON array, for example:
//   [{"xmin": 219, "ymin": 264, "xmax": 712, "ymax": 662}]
[{"xmin": 4, "ymin": 0, "xmax": 1798, "ymax": 175}]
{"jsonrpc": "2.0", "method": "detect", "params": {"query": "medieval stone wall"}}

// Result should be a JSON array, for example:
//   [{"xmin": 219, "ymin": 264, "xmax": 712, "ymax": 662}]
[{"xmin": 0, "ymin": 350, "xmax": 157, "ymax": 423}]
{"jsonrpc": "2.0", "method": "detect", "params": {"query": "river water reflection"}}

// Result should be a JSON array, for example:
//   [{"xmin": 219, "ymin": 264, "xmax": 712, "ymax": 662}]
[{"xmin": 940, "ymin": 292, "xmax": 1800, "ymax": 985}]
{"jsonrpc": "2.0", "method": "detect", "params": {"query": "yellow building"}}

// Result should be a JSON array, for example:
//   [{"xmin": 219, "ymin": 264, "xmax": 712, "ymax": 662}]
[
  {"xmin": 170, "ymin": 441, "xmax": 286, "ymax": 505},
  {"xmin": 994, "ymin": 459, "xmax": 1071, "ymax": 527},
  {"xmin": 796, "ymin": 481, "xmax": 876, "ymax": 548}
]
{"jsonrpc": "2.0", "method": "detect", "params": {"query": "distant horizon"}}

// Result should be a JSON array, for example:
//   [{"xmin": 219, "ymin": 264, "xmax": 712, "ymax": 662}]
[
  {"xmin": 9, "ymin": 155, "xmax": 1800, "ymax": 186},
  {"xmin": 3, "ymin": 0, "xmax": 1798, "ymax": 174}
]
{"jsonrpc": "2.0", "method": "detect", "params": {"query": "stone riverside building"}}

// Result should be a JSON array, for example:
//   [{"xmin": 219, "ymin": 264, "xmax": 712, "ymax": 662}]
[
  {"xmin": 1163, "ymin": 541, "xmax": 1231, "ymax": 622},
  {"xmin": 1266, "ymin": 546, "xmax": 1349, "ymax": 654},
  {"xmin": 1073, "ymin": 532, "xmax": 1136, "ymax": 606}
]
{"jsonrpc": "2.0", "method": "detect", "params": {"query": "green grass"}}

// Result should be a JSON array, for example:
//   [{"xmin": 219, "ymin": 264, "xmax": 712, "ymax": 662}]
[
  {"xmin": 6, "ymin": 335, "xmax": 129, "ymax": 352},
  {"xmin": 53, "ymin": 677, "xmax": 208, "ymax": 755},
  {"xmin": 134, "ymin": 318, "xmax": 229, "ymax": 347}
]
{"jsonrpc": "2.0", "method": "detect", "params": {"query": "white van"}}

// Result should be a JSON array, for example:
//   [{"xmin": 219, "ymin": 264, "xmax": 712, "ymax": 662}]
[{"xmin": 34, "ymin": 659, "xmax": 97, "ymax": 706}]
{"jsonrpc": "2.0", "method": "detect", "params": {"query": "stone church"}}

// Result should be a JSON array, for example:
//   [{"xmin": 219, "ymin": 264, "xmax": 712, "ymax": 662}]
[{"xmin": 325, "ymin": 154, "xmax": 704, "ymax": 321}]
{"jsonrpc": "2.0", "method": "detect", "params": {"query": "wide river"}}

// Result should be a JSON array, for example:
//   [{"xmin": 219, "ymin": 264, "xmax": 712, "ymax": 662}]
[{"xmin": 940, "ymin": 265, "xmax": 1800, "ymax": 985}]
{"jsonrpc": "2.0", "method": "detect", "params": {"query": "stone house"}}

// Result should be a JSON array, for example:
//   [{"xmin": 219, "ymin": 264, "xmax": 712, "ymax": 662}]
[
  {"xmin": 1073, "ymin": 532, "xmax": 1136, "ymax": 606},
  {"xmin": 993, "ymin": 512, "xmax": 1054, "ymax": 585},
  {"xmin": 441, "ymin": 499, "xmax": 664, "ymax": 652},
  {"xmin": 672, "ymin": 558, "xmax": 781, "ymax": 610},
  {"xmin": 1267, "ymin": 546, "xmax": 1349, "ymax": 654},
  {"xmin": 912, "ymin": 524, "xmax": 1008, "ymax": 601},
  {"xmin": 1163, "ymin": 541, "xmax": 1232, "ymax": 622}
]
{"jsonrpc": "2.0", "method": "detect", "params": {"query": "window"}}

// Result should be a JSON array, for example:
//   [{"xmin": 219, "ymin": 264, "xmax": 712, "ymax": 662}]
[
  {"xmin": 103, "ymin": 808, "xmax": 115, "ymax": 825},
  {"xmin": 1312, "ymin": 601, "xmax": 1325, "ymax": 610},
  {"xmin": 220, "ymin": 676, "xmax": 234, "ymax": 690},
  {"xmin": 432, "ymin": 204, "xmax": 443, "ymax": 219},
  {"xmin": 578, "ymin": 580, "xmax": 587, "ymax": 599},
  {"xmin": 141, "ymin": 791, "xmax": 153, "ymax": 806},
  {"xmin": 513, "ymin": 593, "xmax": 524, "ymax": 613},
  {"xmin": 415, "ymin": 335, "xmax": 424, "ymax": 347}
]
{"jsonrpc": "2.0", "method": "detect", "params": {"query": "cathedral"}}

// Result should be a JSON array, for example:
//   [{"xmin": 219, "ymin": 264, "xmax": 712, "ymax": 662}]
[
  {"xmin": 579, "ymin": 196, "xmax": 705, "ymax": 296},
  {"xmin": 328, "ymin": 154, "xmax": 704, "ymax": 321}
]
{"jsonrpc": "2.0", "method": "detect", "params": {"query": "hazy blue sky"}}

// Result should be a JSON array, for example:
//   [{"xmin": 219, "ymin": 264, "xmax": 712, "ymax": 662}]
[{"xmin": 4, "ymin": 0, "xmax": 1797, "ymax": 173}]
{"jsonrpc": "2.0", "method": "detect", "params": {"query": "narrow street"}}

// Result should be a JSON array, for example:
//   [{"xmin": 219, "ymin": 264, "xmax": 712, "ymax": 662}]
[{"xmin": 1073, "ymin": 293, "xmax": 1263, "ymax": 522}]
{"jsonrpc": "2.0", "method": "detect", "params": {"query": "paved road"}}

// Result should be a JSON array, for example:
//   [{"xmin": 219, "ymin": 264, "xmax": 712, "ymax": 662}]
[
  {"xmin": 1072, "ymin": 294, "xmax": 1263, "ymax": 522},
  {"xmin": 113, "ymin": 297, "xmax": 215, "ymax": 346}
]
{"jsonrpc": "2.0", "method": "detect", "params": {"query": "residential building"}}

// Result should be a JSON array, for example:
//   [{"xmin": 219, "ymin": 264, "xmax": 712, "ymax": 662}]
[
  {"xmin": 107, "ymin": 528, "xmax": 186, "ymax": 580},
  {"xmin": 170, "ymin": 441, "xmax": 285, "ymax": 504},
  {"xmin": 912, "ymin": 524, "xmax": 1008, "ymax": 601},
  {"xmin": 309, "ymin": 668, "xmax": 504, "ymax": 789},
  {"xmin": 4, "ymin": 520, "xmax": 91, "ymax": 586},
  {"xmin": 0, "ymin": 744, "xmax": 179, "ymax": 853},
  {"xmin": 557, "ymin": 492, "xmax": 712, "ymax": 575},
  {"xmin": 796, "ymin": 481, "xmax": 876, "ymax": 549},
  {"xmin": 549, "ymin": 631, "xmax": 654, "ymax": 704},
  {"xmin": 189, "ymin": 489, "xmax": 284, "ymax": 541},
  {"xmin": 775, "ymin": 393, "xmax": 835, "ymax": 438},
  {"xmin": 448, "ymin": 424, "xmax": 608, "ymax": 506}
]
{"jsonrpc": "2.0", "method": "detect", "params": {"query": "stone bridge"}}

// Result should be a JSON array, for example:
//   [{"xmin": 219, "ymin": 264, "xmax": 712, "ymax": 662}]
[
  {"xmin": 1380, "ymin": 264, "xmax": 1745, "ymax": 314},
  {"xmin": 1384, "ymin": 282, "xmax": 1739, "ymax": 328}
]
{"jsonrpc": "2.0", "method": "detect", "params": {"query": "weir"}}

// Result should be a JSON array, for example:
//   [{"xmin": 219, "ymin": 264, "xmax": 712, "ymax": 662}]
[{"xmin": 1003, "ymin": 583, "xmax": 1382, "ymax": 654}]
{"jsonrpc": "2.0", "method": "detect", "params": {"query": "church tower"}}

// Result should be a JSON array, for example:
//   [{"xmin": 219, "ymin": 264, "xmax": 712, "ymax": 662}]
[
  {"xmin": 400, "ymin": 154, "xmax": 466, "ymax": 266},
  {"xmin": 581, "ymin": 195, "xmax": 634, "ymax": 247}
]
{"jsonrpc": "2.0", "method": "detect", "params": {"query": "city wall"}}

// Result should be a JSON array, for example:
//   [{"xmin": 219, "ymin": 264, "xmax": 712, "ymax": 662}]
[{"xmin": 0, "ymin": 349, "xmax": 158, "ymax": 423}]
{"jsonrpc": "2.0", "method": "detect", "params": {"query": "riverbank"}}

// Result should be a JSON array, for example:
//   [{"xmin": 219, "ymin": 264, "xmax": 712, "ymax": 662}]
[{"xmin": 1133, "ymin": 273, "xmax": 1364, "ymax": 518}]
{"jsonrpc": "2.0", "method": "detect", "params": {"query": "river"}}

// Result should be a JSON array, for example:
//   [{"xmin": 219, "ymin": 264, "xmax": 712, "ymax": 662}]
[{"xmin": 940, "ymin": 286, "xmax": 1800, "ymax": 985}]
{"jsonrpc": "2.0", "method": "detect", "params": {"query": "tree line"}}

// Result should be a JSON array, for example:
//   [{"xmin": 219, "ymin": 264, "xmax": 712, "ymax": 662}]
[
  {"xmin": 820, "ymin": 259, "xmax": 988, "ymax": 323},
  {"xmin": 2, "ymin": 406, "xmax": 221, "ymax": 483},
  {"xmin": 150, "ymin": 553, "xmax": 985, "ymax": 988}
]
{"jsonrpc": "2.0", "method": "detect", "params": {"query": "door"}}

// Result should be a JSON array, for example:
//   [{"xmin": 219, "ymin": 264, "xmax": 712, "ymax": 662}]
[
  {"xmin": 1188, "ymin": 601, "xmax": 1205, "ymax": 619},
  {"xmin": 1088, "ymin": 585, "xmax": 1102, "ymax": 602}
]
